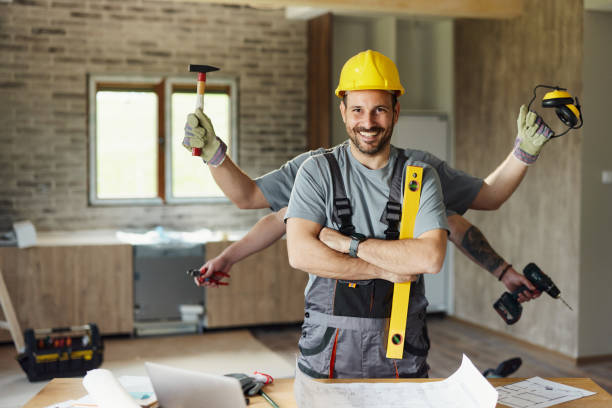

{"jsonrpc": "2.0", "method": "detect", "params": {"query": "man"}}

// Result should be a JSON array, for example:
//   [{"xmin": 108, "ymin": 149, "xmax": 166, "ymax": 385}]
[
  {"xmin": 183, "ymin": 57, "xmax": 552, "ymax": 304},
  {"xmin": 184, "ymin": 50, "xmax": 553, "ymax": 378},
  {"xmin": 282, "ymin": 50, "xmax": 448, "ymax": 378}
]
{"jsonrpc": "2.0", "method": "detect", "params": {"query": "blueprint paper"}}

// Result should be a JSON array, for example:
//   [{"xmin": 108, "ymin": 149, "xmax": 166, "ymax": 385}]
[
  {"xmin": 294, "ymin": 354, "xmax": 498, "ymax": 408},
  {"xmin": 496, "ymin": 377, "xmax": 596, "ymax": 408}
]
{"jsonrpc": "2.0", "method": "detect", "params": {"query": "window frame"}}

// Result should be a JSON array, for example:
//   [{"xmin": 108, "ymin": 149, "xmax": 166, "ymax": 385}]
[{"xmin": 87, "ymin": 74, "xmax": 238, "ymax": 206}]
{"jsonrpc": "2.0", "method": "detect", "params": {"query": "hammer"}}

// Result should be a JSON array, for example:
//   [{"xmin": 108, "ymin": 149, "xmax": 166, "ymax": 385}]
[{"xmin": 187, "ymin": 64, "xmax": 220, "ymax": 156}]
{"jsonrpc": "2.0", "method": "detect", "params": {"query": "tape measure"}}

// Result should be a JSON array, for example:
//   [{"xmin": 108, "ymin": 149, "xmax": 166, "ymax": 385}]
[{"xmin": 386, "ymin": 165, "xmax": 423, "ymax": 359}]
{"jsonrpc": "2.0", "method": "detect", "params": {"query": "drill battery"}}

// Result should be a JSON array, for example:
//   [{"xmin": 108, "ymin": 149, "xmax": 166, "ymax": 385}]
[{"xmin": 17, "ymin": 323, "xmax": 103, "ymax": 382}]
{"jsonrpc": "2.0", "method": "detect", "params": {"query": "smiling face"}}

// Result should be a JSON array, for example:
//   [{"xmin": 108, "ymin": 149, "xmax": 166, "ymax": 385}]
[{"xmin": 340, "ymin": 90, "xmax": 400, "ymax": 156}]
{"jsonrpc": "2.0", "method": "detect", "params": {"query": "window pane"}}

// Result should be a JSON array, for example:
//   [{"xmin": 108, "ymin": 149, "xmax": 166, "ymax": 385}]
[
  {"xmin": 171, "ymin": 92, "xmax": 231, "ymax": 198},
  {"xmin": 96, "ymin": 91, "xmax": 158, "ymax": 199}
]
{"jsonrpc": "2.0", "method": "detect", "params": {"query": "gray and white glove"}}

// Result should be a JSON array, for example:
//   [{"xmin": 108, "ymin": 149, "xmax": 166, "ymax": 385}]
[
  {"xmin": 183, "ymin": 109, "xmax": 227, "ymax": 167},
  {"xmin": 512, "ymin": 104, "xmax": 553, "ymax": 165}
]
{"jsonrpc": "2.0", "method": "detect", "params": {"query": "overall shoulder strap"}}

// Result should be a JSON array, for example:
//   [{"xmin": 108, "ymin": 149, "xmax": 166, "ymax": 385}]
[
  {"xmin": 380, "ymin": 149, "xmax": 409, "ymax": 240},
  {"xmin": 323, "ymin": 152, "xmax": 355, "ymax": 236},
  {"xmin": 310, "ymin": 147, "xmax": 334, "ymax": 157}
]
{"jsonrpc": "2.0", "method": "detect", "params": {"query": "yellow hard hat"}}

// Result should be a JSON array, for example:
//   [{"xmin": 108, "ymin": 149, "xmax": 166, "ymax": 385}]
[{"xmin": 335, "ymin": 50, "xmax": 405, "ymax": 98}]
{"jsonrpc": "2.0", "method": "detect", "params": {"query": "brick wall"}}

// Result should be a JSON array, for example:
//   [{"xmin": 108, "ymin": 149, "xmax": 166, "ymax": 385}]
[{"xmin": 0, "ymin": 0, "xmax": 307, "ymax": 231}]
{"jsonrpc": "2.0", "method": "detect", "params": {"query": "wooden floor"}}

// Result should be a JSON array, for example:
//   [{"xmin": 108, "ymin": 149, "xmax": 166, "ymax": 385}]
[{"xmin": 250, "ymin": 314, "xmax": 612, "ymax": 393}]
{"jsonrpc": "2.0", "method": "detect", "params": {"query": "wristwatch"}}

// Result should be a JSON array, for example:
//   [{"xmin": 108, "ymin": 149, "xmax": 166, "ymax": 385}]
[{"xmin": 349, "ymin": 233, "xmax": 366, "ymax": 258}]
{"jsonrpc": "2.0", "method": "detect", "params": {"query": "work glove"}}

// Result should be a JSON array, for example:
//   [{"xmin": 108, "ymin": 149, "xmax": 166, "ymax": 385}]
[
  {"xmin": 512, "ymin": 105, "xmax": 554, "ymax": 165},
  {"xmin": 183, "ymin": 109, "xmax": 227, "ymax": 167}
]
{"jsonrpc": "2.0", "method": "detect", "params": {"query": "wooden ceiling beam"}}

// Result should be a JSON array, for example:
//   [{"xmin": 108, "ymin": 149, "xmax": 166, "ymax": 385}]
[{"xmin": 170, "ymin": 0, "xmax": 523, "ymax": 19}]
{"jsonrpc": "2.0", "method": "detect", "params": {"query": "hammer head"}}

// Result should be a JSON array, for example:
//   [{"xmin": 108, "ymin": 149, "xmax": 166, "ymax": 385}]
[{"xmin": 189, "ymin": 64, "xmax": 220, "ymax": 73}]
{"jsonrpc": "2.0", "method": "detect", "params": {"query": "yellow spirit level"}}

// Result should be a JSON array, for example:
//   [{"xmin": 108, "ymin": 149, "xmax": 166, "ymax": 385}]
[{"xmin": 386, "ymin": 165, "xmax": 423, "ymax": 359}]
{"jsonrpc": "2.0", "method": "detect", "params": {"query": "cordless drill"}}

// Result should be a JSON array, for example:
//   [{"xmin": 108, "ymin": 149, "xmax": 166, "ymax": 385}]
[{"xmin": 493, "ymin": 263, "xmax": 572, "ymax": 325}]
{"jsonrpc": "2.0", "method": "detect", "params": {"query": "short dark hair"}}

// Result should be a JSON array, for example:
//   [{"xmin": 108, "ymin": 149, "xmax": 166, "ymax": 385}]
[{"xmin": 342, "ymin": 92, "xmax": 398, "ymax": 109}]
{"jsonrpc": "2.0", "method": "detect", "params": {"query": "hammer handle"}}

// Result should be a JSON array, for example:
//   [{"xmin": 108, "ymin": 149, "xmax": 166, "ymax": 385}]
[{"xmin": 192, "ymin": 72, "xmax": 207, "ymax": 156}]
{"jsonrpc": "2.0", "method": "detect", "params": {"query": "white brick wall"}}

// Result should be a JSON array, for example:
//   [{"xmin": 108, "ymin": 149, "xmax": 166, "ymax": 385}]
[{"xmin": 0, "ymin": 0, "xmax": 307, "ymax": 231}]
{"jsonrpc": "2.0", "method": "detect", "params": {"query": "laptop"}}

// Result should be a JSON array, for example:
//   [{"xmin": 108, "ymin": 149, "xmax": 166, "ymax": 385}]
[{"xmin": 145, "ymin": 362, "xmax": 247, "ymax": 408}]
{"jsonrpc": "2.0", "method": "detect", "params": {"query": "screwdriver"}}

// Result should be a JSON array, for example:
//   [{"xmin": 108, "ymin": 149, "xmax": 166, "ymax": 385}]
[{"xmin": 260, "ymin": 390, "xmax": 280, "ymax": 408}]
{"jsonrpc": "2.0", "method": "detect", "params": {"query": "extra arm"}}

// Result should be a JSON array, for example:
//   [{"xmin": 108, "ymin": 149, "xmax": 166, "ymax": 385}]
[
  {"xmin": 447, "ymin": 214, "xmax": 540, "ymax": 302},
  {"xmin": 215, "ymin": 208, "xmax": 287, "ymax": 265},
  {"xmin": 208, "ymin": 156, "xmax": 270, "ymax": 209},
  {"xmin": 196, "ymin": 208, "xmax": 287, "ymax": 287},
  {"xmin": 469, "ymin": 105, "xmax": 554, "ymax": 211},
  {"xmin": 470, "ymin": 151, "xmax": 528, "ymax": 210}
]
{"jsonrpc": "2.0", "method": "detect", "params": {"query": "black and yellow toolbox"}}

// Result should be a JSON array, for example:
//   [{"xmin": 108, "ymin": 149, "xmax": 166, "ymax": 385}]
[{"xmin": 17, "ymin": 323, "xmax": 104, "ymax": 381}]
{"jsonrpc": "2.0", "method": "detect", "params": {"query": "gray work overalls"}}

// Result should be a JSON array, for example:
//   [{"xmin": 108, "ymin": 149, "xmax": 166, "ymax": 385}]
[{"xmin": 296, "ymin": 151, "xmax": 431, "ymax": 379}]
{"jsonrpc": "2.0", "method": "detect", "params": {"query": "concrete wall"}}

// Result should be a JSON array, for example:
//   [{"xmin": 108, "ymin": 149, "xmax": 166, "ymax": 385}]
[
  {"xmin": 0, "ymin": 0, "xmax": 307, "ymax": 231},
  {"xmin": 578, "ymin": 10, "xmax": 612, "ymax": 358},
  {"xmin": 454, "ymin": 0, "xmax": 583, "ymax": 357}
]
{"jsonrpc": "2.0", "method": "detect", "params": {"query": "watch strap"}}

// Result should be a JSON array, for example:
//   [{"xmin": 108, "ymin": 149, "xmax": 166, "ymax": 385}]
[{"xmin": 349, "ymin": 237, "xmax": 360, "ymax": 258}]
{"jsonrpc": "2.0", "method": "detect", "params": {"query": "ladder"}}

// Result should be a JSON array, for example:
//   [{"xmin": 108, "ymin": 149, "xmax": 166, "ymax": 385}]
[{"xmin": 0, "ymin": 268, "xmax": 25, "ymax": 353}]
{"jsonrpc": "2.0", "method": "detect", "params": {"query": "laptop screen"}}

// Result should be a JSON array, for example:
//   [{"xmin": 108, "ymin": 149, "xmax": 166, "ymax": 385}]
[{"xmin": 145, "ymin": 362, "xmax": 247, "ymax": 408}]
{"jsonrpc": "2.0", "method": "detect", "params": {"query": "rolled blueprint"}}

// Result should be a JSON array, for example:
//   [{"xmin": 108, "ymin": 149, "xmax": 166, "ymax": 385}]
[{"xmin": 82, "ymin": 369, "xmax": 140, "ymax": 408}]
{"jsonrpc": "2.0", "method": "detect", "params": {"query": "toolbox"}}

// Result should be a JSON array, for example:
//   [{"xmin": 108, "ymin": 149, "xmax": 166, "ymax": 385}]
[{"xmin": 17, "ymin": 323, "xmax": 104, "ymax": 382}]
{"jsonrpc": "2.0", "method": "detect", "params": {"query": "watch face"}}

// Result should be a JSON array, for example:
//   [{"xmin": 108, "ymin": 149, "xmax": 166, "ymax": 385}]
[{"xmin": 352, "ymin": 233, "xmax": 366, "ymax": 241}]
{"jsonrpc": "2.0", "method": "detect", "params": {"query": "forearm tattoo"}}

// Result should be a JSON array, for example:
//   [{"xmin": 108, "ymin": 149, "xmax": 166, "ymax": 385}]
[{"xmin": 461, "ymin": 226, "xmax": 504, "ymax": 273}]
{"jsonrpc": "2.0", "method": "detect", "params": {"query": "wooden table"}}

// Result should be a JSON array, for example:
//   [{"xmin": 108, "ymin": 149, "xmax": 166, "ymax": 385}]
[{"xmin": 24, "ymin": 377, "xmax": 612, "ymax": 408}]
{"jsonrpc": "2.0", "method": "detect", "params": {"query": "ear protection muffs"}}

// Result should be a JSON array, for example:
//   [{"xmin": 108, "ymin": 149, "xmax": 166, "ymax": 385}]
[{"xmin": 527, "ymin": 85, "xmax": 583, "ymax": 138}]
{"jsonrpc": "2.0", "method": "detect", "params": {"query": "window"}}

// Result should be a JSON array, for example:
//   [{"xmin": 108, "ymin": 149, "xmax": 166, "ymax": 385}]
[{"xmin": 88, "ymin": 75, "xmax": 237, "ymax": 205}]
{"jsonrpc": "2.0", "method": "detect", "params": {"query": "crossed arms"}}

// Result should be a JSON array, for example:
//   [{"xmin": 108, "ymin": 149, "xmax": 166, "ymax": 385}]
[{"xmin": 287, "ymin": 217, "xmax": 447, "ymax": 283}]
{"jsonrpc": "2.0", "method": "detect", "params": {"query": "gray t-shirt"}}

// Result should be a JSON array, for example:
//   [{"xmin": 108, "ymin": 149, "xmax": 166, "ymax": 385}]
[
  {"xmin": 287, "ymin": 143, "xmax": 449, "ymax": 295},
  {"xmin": 255, "ymin": 148, "xmax": 328, "ymax": 212},
  {"xmin": 255, "ymin": 142, "xmax": 482, "ymax": 215},
  {"xmin": 286, "ymin": 143, "xmax": 449, "ymax": 240}
]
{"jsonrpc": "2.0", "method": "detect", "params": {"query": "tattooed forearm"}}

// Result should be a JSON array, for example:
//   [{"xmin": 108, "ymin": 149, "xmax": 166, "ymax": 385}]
[{"xmin": 461, "ymin": 226, "xmax": 504, "ymax": 273}]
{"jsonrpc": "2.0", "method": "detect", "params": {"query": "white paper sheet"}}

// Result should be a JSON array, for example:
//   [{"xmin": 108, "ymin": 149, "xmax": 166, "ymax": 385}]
[
  {"xmin": 82, "ymin": 369, "xmax": 141, "ymax": 408},
  {"xmin": 44, "ymin": 375, "xmax": 157, "ymax": 408},
  {"xmin": 117, "ymin": 375, "xmax": 157, "ymax": 405},
  {"xmin": 13, "ymin": 220, "xmax": 36, "ymax": 248},
  {"xmin": 294, "ymin": 354, "xmax": 498, "ymax": 408},
  {"xmin": 496, "ymin": 377, "xmax": 596, "ymax": 408}
]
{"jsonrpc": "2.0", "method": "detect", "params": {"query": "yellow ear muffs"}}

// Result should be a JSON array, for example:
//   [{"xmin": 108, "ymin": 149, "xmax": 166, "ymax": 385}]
[
  {"xmin": 528, "ymin": 85, "xmax": 583, "ymax": 138},
  {"xmin": 542, "ymin": 89, "xmax": 581, "ymax": 128}
]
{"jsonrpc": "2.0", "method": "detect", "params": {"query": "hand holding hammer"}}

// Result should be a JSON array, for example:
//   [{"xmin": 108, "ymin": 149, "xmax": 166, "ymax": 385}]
[{"xmin": 182, "ymin": 64, "xmax": 227, "ymax": 166}]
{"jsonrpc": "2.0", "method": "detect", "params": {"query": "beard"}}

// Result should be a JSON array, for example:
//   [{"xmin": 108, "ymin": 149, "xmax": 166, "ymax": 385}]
[{"xmin": 347, "ymin": 122, "xmax": 394, "ymax": 155}]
